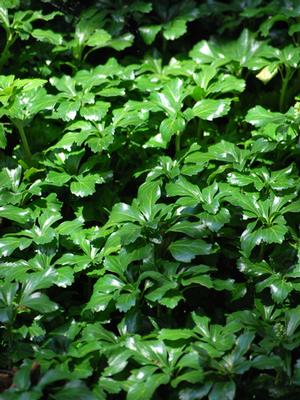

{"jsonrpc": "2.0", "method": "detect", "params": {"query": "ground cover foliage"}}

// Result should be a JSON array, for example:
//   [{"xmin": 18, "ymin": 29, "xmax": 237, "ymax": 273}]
[{"xmin": 1, "ymin": 0, "xmax": 300, "ymax": 398}]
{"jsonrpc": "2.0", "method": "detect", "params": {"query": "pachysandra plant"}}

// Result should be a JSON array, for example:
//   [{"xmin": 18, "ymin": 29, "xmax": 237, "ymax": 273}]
[{"xmin": 1, "ymin": 1, "xmax": 300, "ymax": 399}]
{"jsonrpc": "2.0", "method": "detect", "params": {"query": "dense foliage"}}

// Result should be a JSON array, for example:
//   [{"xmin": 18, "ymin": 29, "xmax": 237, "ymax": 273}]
[{"xmin": 1, "ymin": 0, "xmax": 300, "ymax": 398}]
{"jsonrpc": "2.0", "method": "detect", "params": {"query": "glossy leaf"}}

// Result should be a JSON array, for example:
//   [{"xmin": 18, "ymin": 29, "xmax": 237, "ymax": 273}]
[{"xmin": 169, "ymin": 239, "xmax": 213, "ymax": 262}]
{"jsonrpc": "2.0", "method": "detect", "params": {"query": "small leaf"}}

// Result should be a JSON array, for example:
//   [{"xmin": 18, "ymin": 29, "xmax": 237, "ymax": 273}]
[
  {"xmin": 172, "ymin": 370, "xmax": 203, "ymax": 388},
  {"xmin": 20, "ymin": 292, "xmax": 58, "ymax": 313},
  {"xmin": 159, "ymin": 329, "xmax": 194, "ymax": 340},
  {"xmin": 169, "ymin": 239, "xmax": 212, "ymax": 263},
  {"xmin": 166, "ymin": 176, "xmax": 202, "ymax": 206},
  {"xmin": 163, "ymin": 18, "xmax": 187, "ymax": 41},
  {"xmin": 160, "ymin": 116, "xmax": 185, "ymax": 143},
  {"xmin": 209, "ymin": 381, "xmax": 236, "ymax": 400},
  {"xmin": 31, "ymin": 28, "xmax": 63, "ymax": 45},
  {"xmin": 109, "ymin": 203, "xmax": 142, "ymax": 224},
  {"xmin": 0, "ymin": 205, "xmax": 31, "ymax": 224},
  {"xmin": 139, "ymin": 25, "xmax": 161, "ymax": 44},
  {"xmin": 245, "ymin": 106, "xmax": 286, "ymax": 127},
  {"xmin": 0, "ymin": 237, "xmax": 32, "ymax": 257},
  {"xmin": 193, "ymin": 99, "xmax": 231, "ymax": 120},
  {"xmin": 86, "ymin": 29, "xmax": 111, "ymax": 47},
  {"xmin": 70, "ymin": 174, "xmax": 105, "ymax": 197},
  {"xmin": 115, "ymin": 292, "xmax": 137, "ymax": 312},
  {"xmin": 251, "ymin": 355, "xmax": 282, "ymax": 370},
  {"xmin": 138, "ymin": 180, "xmax": 161, "ymax": 221},
  {"xmin": 286, "ymin": 305, "xmax": 300, "ymax": 336}
]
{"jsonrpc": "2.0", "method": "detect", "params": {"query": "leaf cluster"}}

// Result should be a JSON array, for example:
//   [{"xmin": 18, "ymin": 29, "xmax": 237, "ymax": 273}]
[{"xmin": 1, "ymin": 1, "xmax": 300, "ymax": 399}]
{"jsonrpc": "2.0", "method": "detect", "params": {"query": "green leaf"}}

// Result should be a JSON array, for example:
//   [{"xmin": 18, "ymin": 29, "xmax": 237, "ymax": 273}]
[
  {"xmin": 109, "ymin": 203, "xmax": 142, "ymax": 224},
  {"xmin": 172, "ymin": 370, "xmax": 203, "ymax": 388},
  {"xmin": 80, "ymin": 101, "xmax": 110, "ymax": 121},
  {"xmin": 117, "ymin": 223, "xmax": 142, "ymax": 245},
  {"xmin": 168, "ymin": 220, "xmax": 206, "ymax": 237},
  {"xmin": 31, "ymin": 28, "xmax": 63, "ymax": 45},
  {"xmin": 50, "ymin": 75, "xmax": 75, "ymax": 95},
  {"xmin": 0, "ymin": 205, "xmax": 31, "ymax": 224},
  {"xmin": 56, "ymin": 267, "xmax": 74, "ymax": 288},
  {"xmin": 12, "ymin": 361, "xmax": 32, "ymax": 391},
  {"xmin": 159, "ymin": 292, "xmax": 184, "ymax": 308},
  {"xmin": 233, "ymin": 332, "xmax": 254, "ymax": 359},
  {"xmin": 163, "ymin": 18, "xmax": 187, "ymax": 40},
  {"xmin": 181, "ymin": 274, "xmax": 213, "ymax": 289},
  {"xmin": 85, "ymin": 292, "xmax": 113, "ymax": 313},
  {"xmin": 108, "ymin": 33, "xmax": 134, "ymax": 50},
  {"xmin": 179, "ymin": 383, "xmax": 212, "ymax": 400},
  {"xmin": 259, "ymin": 14, "xmax": 288, "ymax": 37},
  {"xmin": 54, "ymin": 99, "xmax": 81, "ymax": 121},
  {"xmin": 9, "ymin": 86, "xmax": 56, "ymax": 120},
  {"xmin": 20, "ymin": 292, "xmax": 58, "ymax": 313},
  {"xmin": 151, "ymin": 78, "xmax": 186, "ymax": 116},
  {"xmin": 189, "ymin": 40, "xmax": 226, "ymax": 65},
  {"xmin": 169, "ymin": 239, "xmax": 212, "ymax": 263},
  {"xmin": 45, "ymin": 171, "xmax": 72, "ymax": 186},
  {"xmin": 241, "ymin": 223, "xmax": 288, "ymax": 256},
  {"xmin": 146, "ymin": 281, "xmax": 177, "ymax": 302},
  {"xmin": 139, "ymin": 25, "xmax": 161, "ymax": 44},
  {"xmin": 85, "ymin": 275, "xmax": 124, "ymax": 313},
  {"xmin": 86, "ymin": 29, "xmax": 111, "ymax": 47},
  {"xmin": 256, "ymin": 275, "xmax": 293, "ymax": 303},
  {"xmin": 56, "ymin": 219, "xmax": 83, "ymax": 236},
  {"xmin": 103, "ymin": 349, "xmax": 132, "ymax": 377},
  {"xmin": 52, "ymin": 380, "xmax": 95, "ymax": 400},
  {"xmin": 166, "ymin": 176, "xmax": 202, "ymax": 206},
  {"xmin": 115, "ymin": 292, "xmax": 137, "ymax": 312},
  {"xmin": 160, "ymin": 116, "xmax": 186, "ymax": 142},
  {"xmin": 289, "ymin": 22, "xmax": 300, "ymax": 36},
  {"xmin": 138, "ymin": 180, "xmax": 161, "ymax": 221},
  {"xmin": 286, "ymin": 306, "xmax": 300, "ymax": 336},
  {"xmin": 159, "ymin": 328, "xmax": 194, "ymax": 340},
  {"xmin": 192, "ymin": 313, "xmax": 210, "ymax": 337},
  {"xmin": 245, "ymin": 106, "xmax": 286, "ymax": 127},
  {"xmin": 209, "ymin": 381, "xmax": 236, "ymax": 400},
  {"xmin": 193, "ymin": 99, "xmax": 231, "ymax": 120},
  {"xmin": 127, "ymin": 371, "xmax": 169, "ymax": 400},
  {"xmin": 56, "ymin": 253, "xmax": 92, "ymax": 272},
  {"xmin": 70, "ymin": 174, "xmax": 105, "ymax": 197},
  {"xmin": 251, "ymin": 355, "xmax": 282, "ymax": 370},
  {"xmin": 209, "ymin": 74, "xmax": 245, "ymax": 94},
  {"xmin": 0, "ymin": 236, "xmax": 32, "ymax": 257}
]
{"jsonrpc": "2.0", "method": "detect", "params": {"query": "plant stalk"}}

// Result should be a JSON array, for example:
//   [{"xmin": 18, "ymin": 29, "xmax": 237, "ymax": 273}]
[
  {"xmin": 0, "ymin": 31, "xmax": 16, "ymax": 72},
  {"xmin": 13, "ymin": 120, "xmax": 32, "ymax": 160},
  {"xmin": 175, "ymin": 133, "xmax": 181, "ymax": 154},
  {"xmin": 6, "ymin": 323, "xmax": 13, "ymax": 370},
  {"xmin": 279, "ymin": 68, "xmax": 293, "ymax": 112},
  {"xmin": 197, "ymin": 120, "xmax": 202, "ymax": 141},
  {"xmin": 259, "ymin": 243, "xmax": 265, "ymax": 260}
]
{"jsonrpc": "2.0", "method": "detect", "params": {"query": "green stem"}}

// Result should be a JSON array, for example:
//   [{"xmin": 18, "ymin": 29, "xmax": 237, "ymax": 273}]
[
  {"xmin": 6, "ymin": 323, "xmax": 13, "ymax": 369},
  {"xmin": 279, "ymin": 67, "xmax": 293, "ymax": 112},
  {"xmin": 5, "ymin": 309, "xmax": 16, "ymax": 369},
  {"xmin": 175, "ymin": 133, "xmax": 181, "ymax": 154},
  {"xmin": 259, "ymin": 243, "xmax": 265, "ymax": 260},
  {"xmin": 0, "ymin": 31, "xmax": 16, "ymax": 72},
  {"xmin": 82, "ymin": 47, "xmax": 99, "ymax": 63},
  {"xmin": 197, "ymin": 120, "xmax": 202, "ymax": 141},
  {"xmin": 13, "ymin": 120, "xmax": 32, "ymax": 161}
]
